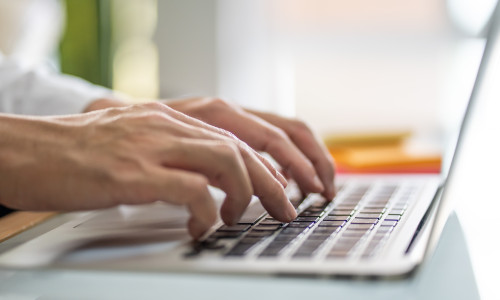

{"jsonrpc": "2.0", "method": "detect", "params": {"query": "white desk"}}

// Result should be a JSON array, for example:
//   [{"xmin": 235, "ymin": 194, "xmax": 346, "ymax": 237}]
[{"xmin": 0, "ymin": 212, "xmax": 480, "ymax": 300}]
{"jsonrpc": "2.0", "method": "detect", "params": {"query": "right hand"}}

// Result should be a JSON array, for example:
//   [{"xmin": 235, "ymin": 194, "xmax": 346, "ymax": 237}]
[{"xmin": 0, "ymin": 102, "xmax": 297, "ymax": 239}]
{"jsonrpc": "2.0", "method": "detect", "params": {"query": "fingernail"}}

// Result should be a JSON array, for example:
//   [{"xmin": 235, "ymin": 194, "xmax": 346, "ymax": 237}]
[{"xmin": 312, "ymin": 175, "xmax": 325, "ymax": 192}]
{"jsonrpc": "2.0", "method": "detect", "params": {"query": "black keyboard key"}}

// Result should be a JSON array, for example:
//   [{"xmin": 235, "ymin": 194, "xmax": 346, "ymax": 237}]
[
  {"xmin": 259, "ymin": 242, "xmax": 288, "ymax": 257},
  {"xmin": 306, "ymin": 233, "xmax": 332, "ymax": 241},
  {"xmin": 299, "ymin": 211, "xmax": 323, "ymax": 217},
  {"xmin": 246, "ymin": 230, "xmax": 275, "ymax": 237},
  {"xmin": 210, "ymin": 231, "xmax": 242, "ymax": 239},
  {"xmin": 317, "ymin": 220, "xmax": 345, "ymax": 227},
  {"xmin": 345, "ymin": 223, "xmax": 374, "ymax": 231},
  {"xmin": 323, "ymin": 215, "xmax": 350, "ymax": 221},
  {"xmin": 328, "ymin": 209, "xmax": 354, "ymax": 216},
  {"xmin": 312, "ymin": 226, "xmax": 340, "ymax": 234},
  {"xmin": 254, "ymin": 224, "xmax": 281, "ymax": 230},
  {"xmin": 294, "ymin": 216, "xmax": 319, "ymax": 222},
  {"xmin": 280, "ymin": 227, "xmax": 307, "ymax": 235},
  {"xmin": 217, "ymin": 224, "xmax": 251, "ymax": 232},
  {"xmin": 274, "ymin": 234, "xmax": 297, "ymax": 242},
  {"xmin": 239, "ymin": 236, "xmax": 265, "ymax": 244},
  {"xmin": 226, "ymin": 243, "xmax": 256, "ymax": 256},
  {"xmin": 286, "ymin": 222, "xmax": 314, "ymax": 228}
]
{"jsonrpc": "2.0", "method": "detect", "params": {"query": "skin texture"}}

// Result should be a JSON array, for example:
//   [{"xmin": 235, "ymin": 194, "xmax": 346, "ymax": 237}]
[
  {"xmin": 166, "ymin": 97, "xmax": 336, "ymax": 200},
  {"xmin": 0, "ymin": 98, "xmax": 335, "ymax": 239}
]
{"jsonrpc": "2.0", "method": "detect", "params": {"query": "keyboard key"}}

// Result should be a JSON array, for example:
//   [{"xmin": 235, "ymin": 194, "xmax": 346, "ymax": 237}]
[
  {"xmin": 312, "ymin": 226, "xmax": 340, "ymax": 234},
  {"xmin": 384, "ymin": 215, "xmax": 402, "ymax": 221},
  {"xmin": 246, "ymin": 230, "xmax": 275, "ymax": 237},
  {"xmin": 299, "ymin": 211, "xmax": 323, "ymax": 217},
  {"xmin": 274, "ymin": 234, "xmax": 297, "ymax": 242},
  {"xmin": 217, "ymin": 224, "xmax": 251, "ymax": 232},
  {"xmin": 360, "ymin": 208, "xmax": 386, "ymax": 214},
  {"xmin": 225, "ymin": 243, "xmax": 256, "ymax": 256},
  {"xmin": 254, "ymin": 224, "xmax": 281, "ymax": 230},
  {"xmin": 306, "ymin": 233, "xmax": 332, "ymax": 241},
  {"xmin": 328, "ymin": 211, "xmax": 354, "ymax": 217},
  {"xmin": 210, "ymin": 231, "xmax": 242, "ymax": 239},
  {"xmin": 381, "ymin": 220, "xmax": 398, "ymax": 227},
  {"xmin": 258, "ymin": 219, "xmax": 283, "ymax": 226},
  {"xmin": 342, "ymin": 230, "xmax": 367, "ymax": 238},
  {"xmin": 292, "ymin": 240, "xmax": 325, "ymax": 257},
  {"xmin": 286, "ymin": 222, "xmax": 314, "ymax": 228},
  {"xmin": 388, "ymin": 209, "xmax": 406, "ymax": 215},
  {"xmin": 280, "ymin": 227, "xmax": 307, "ymax": 235},
  {"xmin": 351, "ymin": 218, "xmax": 378, "ymax": 224},
  {"xmin": 259, "ymin": 242, "xmax": 288, "ymax": 257},
  {"xmin": 345, "ymin": 223, "xmax": 374, "ymax": 231},
  {"xmin": 356, "ymin": 213, "xmax": 382, "ymax": 219},
  {"xmin": 324, "ymin": 215, "xmax": 350, "ymax": 221},
  {"xmin": 317, "ymin": 220, "xmax": 345, "ymax": 227},
  {"xmin": 376, "ymin": 226, "xmax": 394, "ymax": 233},
  {"xmin": 327, "ymin": 249, "xmax": 351, "ymax": 258},
  {"xmin": 239, "ymin": 237, "xmax": 265, "ymax": 244},
  {"xmin": 335, "ymin": 205, "xmax": 358, "ymax": 210},
  {"xmin": 294, "ymin": 216, "xmax": 319, "ymax": 222}
]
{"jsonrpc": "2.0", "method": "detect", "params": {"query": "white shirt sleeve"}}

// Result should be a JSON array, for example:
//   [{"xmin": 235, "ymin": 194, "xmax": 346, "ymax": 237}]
[{"xmin": 0, "ymin": 53, "xmax": 115, "ymax": 116}]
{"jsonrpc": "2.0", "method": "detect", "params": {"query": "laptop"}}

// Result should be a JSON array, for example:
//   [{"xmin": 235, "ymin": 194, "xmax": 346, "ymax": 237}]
[{"xmin": 1, "ymin": 4, "xmax": 499, "ymax": 278}]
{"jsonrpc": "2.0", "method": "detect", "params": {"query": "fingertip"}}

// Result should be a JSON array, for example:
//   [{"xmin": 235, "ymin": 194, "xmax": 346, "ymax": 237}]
[
  {"xmin": 220, "ymin": 194, "xmax": 251, "ymax": 226},
  {"xmin": 322, "ymin": 187, "xmax": 336, "ymax": 202},
  {"xmin": 285, "ymin": 204, "xmax": 297, "ymax": 222},
  {"xmin": 311, "ymin": 175, "xmax": 325, "ymax": 193},
  {"xmin": 188, "ymin": 218, "xmax": 209, "ymax": 240}
]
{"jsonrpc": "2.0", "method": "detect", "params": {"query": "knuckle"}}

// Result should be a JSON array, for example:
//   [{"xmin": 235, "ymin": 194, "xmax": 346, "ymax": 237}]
[
  {"xmin": 215, "ymin": 142, "xmax": 240, "ymax": 159},
  {"xmin": 266, "ymin": 126, "xmax": 289, "ymax": 143},
  {"xmin": 142, "ymin": 101, "xmax": 165, "ymax": 111},
  {"xmin": 134, "ymin": 111, "xmax": 168, "ymax": 125},
  {"xmin": 207, "ymin": 97, "xmax": 230, "ymax": 108},
  {"xmin": 290, "ymin": 118, "xmax": 311, "ymax": 133}
]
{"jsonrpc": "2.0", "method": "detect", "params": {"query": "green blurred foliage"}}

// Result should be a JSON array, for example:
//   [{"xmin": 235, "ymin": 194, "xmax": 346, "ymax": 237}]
[{"xmin": 59, "ymin": 0, "xmax": 112, "ymax": 87}]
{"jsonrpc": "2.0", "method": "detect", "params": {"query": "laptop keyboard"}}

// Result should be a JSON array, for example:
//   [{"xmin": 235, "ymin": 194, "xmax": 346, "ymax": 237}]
[{"xmin": 191, "ymin": 181, "xmax": 420, "ymax": 260}]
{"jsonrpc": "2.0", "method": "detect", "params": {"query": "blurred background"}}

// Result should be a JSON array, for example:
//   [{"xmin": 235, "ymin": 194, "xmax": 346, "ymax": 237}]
[{"xmin": 0, "ymin": 0, "xmax": 497, "ymax": 172}]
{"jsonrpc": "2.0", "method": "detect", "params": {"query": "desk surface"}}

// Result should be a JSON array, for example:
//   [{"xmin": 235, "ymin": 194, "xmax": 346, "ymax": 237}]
[{"xmin": 0, "ymin": 211, "xmax": 481, "ymax": 300}]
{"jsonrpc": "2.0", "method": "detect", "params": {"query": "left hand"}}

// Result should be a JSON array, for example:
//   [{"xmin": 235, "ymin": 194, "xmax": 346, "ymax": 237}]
[{"xmin": 165, "ymin": 97, "xmax": 336, "ymax": 200}]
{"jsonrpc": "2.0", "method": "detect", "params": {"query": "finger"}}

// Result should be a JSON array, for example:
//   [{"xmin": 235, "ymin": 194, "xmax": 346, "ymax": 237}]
[
  {"xmin": 134, "ymin": 103, "xmax": 296, "ymax": 222},
  {"xmin": 220, "ymin": 111, "xmax": 325, "ymax": 195},
  {"xmin": 123, "ymin": 167, "xmax": 218, "ymax": 239},
  {"xmin": 247, "ymin": 110, "xmax": 336, "ymax": 200},
  {"xmin": 158, "ymin": 138, "xmax": 253, "ymax": 225},
  {"xmin": 236, "ymin": 146, "xmax": 297, "ymax": 223},
  {"xmin": 171, "ymin": 115, "xmax": 296, "ymax": 222},
  {"xmin": 143, "ymin": 102, "xmax": 288, "ymax": 188}
]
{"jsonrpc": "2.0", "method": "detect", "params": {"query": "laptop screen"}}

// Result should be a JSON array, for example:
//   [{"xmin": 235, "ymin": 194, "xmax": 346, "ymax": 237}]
[{"xmin": 426, "ymin": 1, "xmax": 500, "ymax": 256}]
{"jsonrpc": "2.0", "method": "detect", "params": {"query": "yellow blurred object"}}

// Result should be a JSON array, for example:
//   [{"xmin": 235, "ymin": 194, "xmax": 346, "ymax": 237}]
[
  {"xmin": 325, "ymin": 132, "xmax": 441, "ymax": 174},
  {"xmin": 324, "ymin": 131, "xmax": 411, "ymax": 148}
]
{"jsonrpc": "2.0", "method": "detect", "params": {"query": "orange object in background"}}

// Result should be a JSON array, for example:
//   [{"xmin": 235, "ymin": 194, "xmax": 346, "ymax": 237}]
[{"xmin": 324, "ymin": 132, "xmax": 442, "ymax": 174}]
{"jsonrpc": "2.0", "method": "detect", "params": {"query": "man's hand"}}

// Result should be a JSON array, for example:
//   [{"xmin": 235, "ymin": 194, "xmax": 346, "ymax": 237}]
[
  {"xmin": 166, "ymin": 97, "xmax": 336, "ymax": 200},
  {"xmin": 0, "ymin": 102, "xmax": 296, "ymax": 239}
]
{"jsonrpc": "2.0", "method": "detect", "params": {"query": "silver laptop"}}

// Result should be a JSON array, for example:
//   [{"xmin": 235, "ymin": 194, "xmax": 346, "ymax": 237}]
[{"xmin": 1, "ymin": 3, "xmax": 500, "ymax": 278}]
